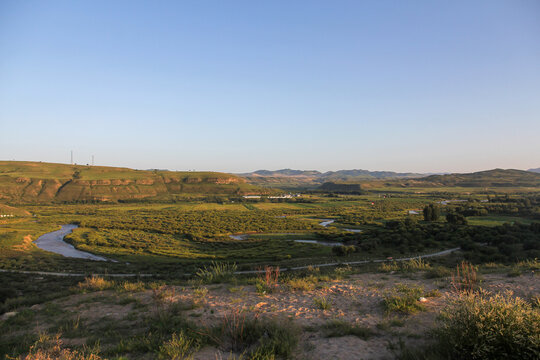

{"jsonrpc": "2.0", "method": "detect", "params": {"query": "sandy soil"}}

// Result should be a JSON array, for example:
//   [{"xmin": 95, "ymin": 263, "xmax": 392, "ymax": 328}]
[{"xmin": 16, "ymin": 271, "xmax": 540, "ymax": 360}]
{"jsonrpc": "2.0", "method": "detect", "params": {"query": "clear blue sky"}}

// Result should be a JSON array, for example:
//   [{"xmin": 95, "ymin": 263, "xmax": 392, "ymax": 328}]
[{"xmin": 1, "ymin": 0, "xmax": 539, "ymax": 173}]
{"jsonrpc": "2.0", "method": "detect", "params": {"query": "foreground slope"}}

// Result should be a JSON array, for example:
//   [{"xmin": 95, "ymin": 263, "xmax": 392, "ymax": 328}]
[{"xmin": 0, "ymin": 161, "xmax": 266, "ymax": 203}]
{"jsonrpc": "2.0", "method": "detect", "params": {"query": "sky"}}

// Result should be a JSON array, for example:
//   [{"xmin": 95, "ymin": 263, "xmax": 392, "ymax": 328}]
[{"xmin": 1, "ymin": 0, "xmax": 539, "ymax": 174}]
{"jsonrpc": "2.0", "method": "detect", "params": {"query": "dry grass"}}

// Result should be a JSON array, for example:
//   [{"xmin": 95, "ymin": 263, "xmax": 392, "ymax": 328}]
[
  {"xmin": 76, "ymin": 276, "xmax": 114, "ymax": 292},
  {"xmin": 15, "ymin": 334, "xmax": 102, "ymax": 360}
]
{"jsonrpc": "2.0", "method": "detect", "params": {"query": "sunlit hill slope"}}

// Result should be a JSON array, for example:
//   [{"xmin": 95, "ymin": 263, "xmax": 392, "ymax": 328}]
[{"xmin": 0, "ymin": 161, "xmax": 267, "ymax": 203}]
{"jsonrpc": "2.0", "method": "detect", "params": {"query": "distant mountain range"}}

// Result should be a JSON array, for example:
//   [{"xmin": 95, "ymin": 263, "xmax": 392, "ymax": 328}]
[
  {"xmin": 240, "ymin": 168, "xmax": 540, "ymax": 189},
  {"xmin": 240, "ymin": 168, "xmax": 428, "ymax": 182}
]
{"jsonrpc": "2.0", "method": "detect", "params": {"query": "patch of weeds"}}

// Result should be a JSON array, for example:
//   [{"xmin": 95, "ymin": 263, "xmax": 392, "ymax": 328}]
[
  {"xmin": 228, "ymin": 286, "xmax": 245, "ymax": 293},
  {"xmin": 192, "ymin": 287, "xmax": 209, "ymax": 306},
  {"xmin": 53, "ymin": 315, "xmax": 87, "ymax": 338},
  {"xmin": 334, "ymin": 265, "xmax": 354, "ymax": 278},
  {"xmin": 118, "ymin": 295, "xmax": 139, "ymax": 306},
  {"xmin": 313, "ymin": 296, "xmax": 332, "ymax": 310},
  {"xmin": 425, "ymin": 266, "xmax": 451, "ymax": 279},
  {"xmin": 15, "ymin": 333, "xmax": 102, "ymax": 359},
  {"xmin": 508, "ymin": 267, "xmax": 522, "ymax": 277},
  {"xmin": 451, "ymin": 261, "xmax": 480, "ymax": 293},
  {"xmin": 425, "ymin": 289, "xmax": 442, "ymax": 298},
  {"xmin": 322, "ymin": 319, "xmax": 374, "ymax": 339},
  {"xmin": 41, "ymin": 302, "xmax": 63, "ymax": 317},
  {"xmin": 516, "ymin": 258, "xmax": 540, "ymax": 271},
  {"xmin": 377, "ymin": 317, "xmax": 405, "ymax": 331},
  {"xmin": 220, "ymin": 311, "xmax": 300, "ymax": 359},
  {"xmin": 286, "ymin": 276, "xmax": 318, "ymax": 292},
  {"xmin": 118, "ymin": 281, "xmax": 146, "ymax": 292},
  {"xmin": 196, "ymin": 262, "xmax": 237, "ymax": 284},
  {"xmin": 158, "ymin": 331, "xmax": 199, "ymax": 360},
  {"xmin": 77, "ymin": 276, "xmax": 115, "ymax": 292},
  {"xmin": 152, "ymin": 285, "xmax": 176, "ymax": 304},
  {"xmin": 380, "ymin": 258, "xmax": 431, "ymax": 273},
  {"xmin": 383, "ymin": 284, "xmax": 425, "ymax": 314},
  {"xmin": 2, "ymin": 308, "xmax": 36, "ymax": 328},
  {"xmin": 255, "ymin": 266, "xmax": 280, "ymax": 295}
]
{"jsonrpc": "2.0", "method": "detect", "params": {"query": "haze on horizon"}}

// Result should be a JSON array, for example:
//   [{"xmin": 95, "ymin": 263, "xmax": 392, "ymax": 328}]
[{"xmin": 1, "ymin": 1, "xmax": 539, "ymax": 174}]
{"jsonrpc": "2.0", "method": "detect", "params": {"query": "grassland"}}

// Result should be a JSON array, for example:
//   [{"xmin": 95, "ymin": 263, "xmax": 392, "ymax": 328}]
[{"xmin": 1, "ymin": 171, "xmax": 540, "ymax": 359}]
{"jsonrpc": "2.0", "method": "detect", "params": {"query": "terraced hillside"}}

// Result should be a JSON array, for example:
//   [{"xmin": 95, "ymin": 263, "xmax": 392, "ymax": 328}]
[{"xmin": 0, "ymin": 161, "xmax": 267, "ymax": 203}]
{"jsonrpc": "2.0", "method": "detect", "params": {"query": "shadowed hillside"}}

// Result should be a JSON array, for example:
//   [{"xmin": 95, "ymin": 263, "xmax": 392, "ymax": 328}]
[
  {"xmin": 0, "ymin": 161, "xmax": 267, "ymax": 203},
  {"xmin": 412, "ymin": 169, "xmax": 540, "ymax": 187}
]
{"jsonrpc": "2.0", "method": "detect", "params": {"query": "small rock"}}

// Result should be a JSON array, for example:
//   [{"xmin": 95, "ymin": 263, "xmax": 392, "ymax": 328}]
[
  {"xmin": 418, "ymin": 297, "xmax": 428, "ymax": 302},
  {"xmin": 1, "ymin": 311, "xmax": 17, "ymax": 321},
  {"xmin": 255, "ymin": 302, "xmax": 267, "ymax": 309}
]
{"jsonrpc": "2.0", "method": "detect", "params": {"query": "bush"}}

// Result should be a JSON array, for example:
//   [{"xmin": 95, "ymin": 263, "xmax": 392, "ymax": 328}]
[
  {"xmin": 437, "ymin": 290, "xmax": 540, "ymax": 360},
  {"xmin": 332, "ymin": 245, "xmax": 356, "ymax": 256}
]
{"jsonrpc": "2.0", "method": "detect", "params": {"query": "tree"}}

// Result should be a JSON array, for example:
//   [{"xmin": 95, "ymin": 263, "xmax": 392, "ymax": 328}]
[
  {"xmin": 423, "ymin": 204, "xmax": 440, "ymax": 222},
  {"xmin": 446, "ymin": 212, "xmax": 468, "ymax": 225}
]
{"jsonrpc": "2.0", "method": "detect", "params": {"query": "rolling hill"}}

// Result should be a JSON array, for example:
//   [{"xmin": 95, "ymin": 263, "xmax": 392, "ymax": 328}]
[
  {"xmin": 316, "ymin": 169, "xmax": 540, "ymax": 192},
  {"xmin": 0, "ymin": 161, "xmax": 267, "ymax": 203}
]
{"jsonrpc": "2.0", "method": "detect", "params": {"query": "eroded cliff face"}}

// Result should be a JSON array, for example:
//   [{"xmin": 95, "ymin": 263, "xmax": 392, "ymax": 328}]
[{"xmin": 0, "ymin": 172, "xmax": 252, "ymax": 203}]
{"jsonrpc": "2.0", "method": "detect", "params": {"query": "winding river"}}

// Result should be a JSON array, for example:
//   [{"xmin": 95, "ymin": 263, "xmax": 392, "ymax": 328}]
[{"xmin": 34, "ymin": 224, "xmax": 108, "ymax": 261}]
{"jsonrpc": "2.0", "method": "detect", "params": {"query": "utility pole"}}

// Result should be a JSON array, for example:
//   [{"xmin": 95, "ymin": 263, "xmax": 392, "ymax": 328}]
[{"xmin": 71, "ymin": 150, "xmax": 73, "ymax": 165}]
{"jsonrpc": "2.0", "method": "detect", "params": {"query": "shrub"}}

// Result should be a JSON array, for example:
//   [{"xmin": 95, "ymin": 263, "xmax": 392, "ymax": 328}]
[
  {"xmin": 77, "ymin": 276, "xmax": 114, "ymax": 292},
  {"xmin": 383, "ymin": 284, "xmax": 425, "ymax": 314},
  {"xmin": 196, "ymin": 262, "xmax": 237, "ymax": 283},
  {"xmin": 437, "ymin": 290, "xmax": 540, "ymax": 360}
]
